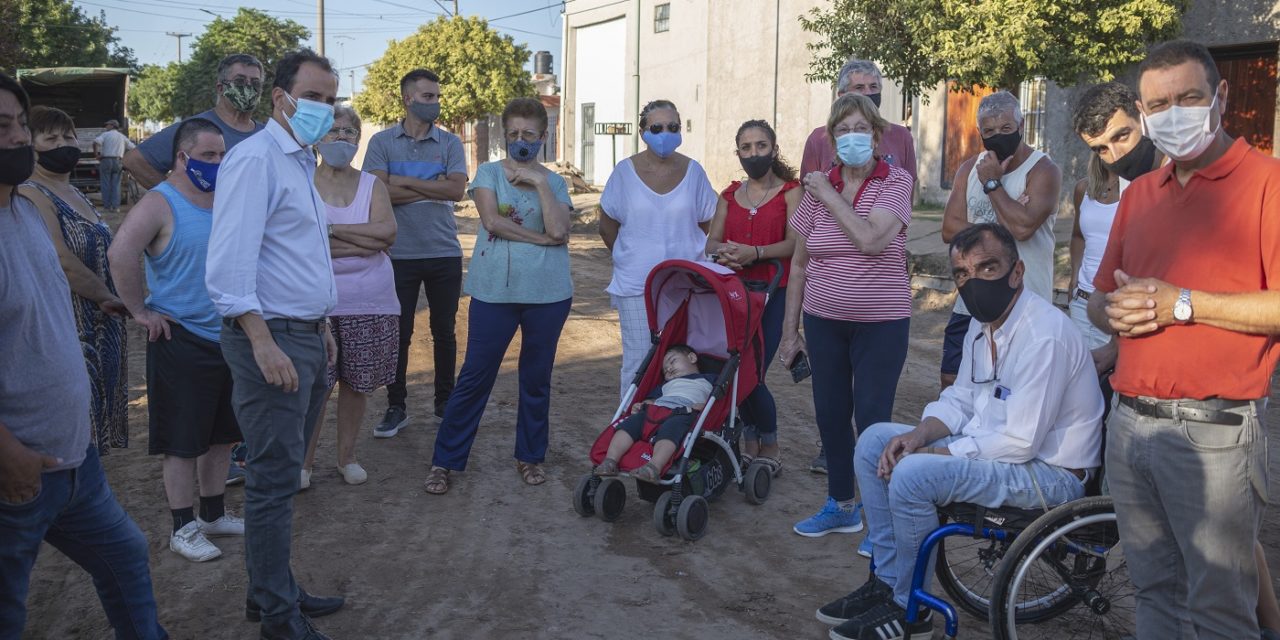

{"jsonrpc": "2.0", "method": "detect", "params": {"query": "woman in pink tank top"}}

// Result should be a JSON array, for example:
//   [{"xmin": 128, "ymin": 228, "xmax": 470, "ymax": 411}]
[{"xmin": 302, "ymin": 106, "xmax": 399, "ymax": 487}]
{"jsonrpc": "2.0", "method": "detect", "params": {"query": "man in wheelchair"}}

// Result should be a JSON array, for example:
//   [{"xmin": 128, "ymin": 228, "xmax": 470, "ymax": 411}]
[{"xmin": 819, "ymin": 223, "xmax": 1105, "ymax": 640}]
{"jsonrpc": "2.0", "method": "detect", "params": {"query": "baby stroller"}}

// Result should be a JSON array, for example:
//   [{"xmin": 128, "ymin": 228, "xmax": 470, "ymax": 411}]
[{"xmin": 573, "ymin": 258, "xmax": 782, "ymax": 541}]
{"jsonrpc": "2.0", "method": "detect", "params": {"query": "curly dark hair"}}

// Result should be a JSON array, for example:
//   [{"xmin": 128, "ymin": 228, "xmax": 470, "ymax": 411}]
[
  {"xmin": 1071, "ymin": 82, "xmax": 1141, "ymax": 137},
  {"xmin": 735, "ymin": 119, "xmax": 797, "ymax": 182}
]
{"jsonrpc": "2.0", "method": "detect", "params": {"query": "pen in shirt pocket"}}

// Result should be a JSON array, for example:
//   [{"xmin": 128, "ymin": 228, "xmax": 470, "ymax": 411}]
[{"xmin": 994, "ymin": 385, "xmax": 1012, "ymax": 401}]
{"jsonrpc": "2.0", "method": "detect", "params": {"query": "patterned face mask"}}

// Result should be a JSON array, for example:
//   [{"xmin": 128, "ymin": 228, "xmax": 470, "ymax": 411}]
[{"xmin": 222, "ymin": 82, "xmax": 262, "ymax": 113}]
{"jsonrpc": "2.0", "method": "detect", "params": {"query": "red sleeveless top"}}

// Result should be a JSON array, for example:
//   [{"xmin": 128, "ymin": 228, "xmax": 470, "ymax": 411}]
[{"xmin": 721, "ymin": 180, "xmax": 799, "ymax": 287}]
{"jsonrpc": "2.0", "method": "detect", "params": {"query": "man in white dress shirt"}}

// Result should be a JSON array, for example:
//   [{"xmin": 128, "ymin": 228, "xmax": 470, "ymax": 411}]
[
  {"xmin": 817, "ymin": 223, "xmax": 1104, "ymax": 640},
  {"xmin": 205, "ymin": 49, "xmax": 343, "ymax": 640}
]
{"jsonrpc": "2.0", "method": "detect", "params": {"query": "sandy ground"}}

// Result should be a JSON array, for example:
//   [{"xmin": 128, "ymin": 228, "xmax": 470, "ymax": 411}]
[{"xmin": 21, "ymin": 196, "xmax": 1280, "ymax": 640}]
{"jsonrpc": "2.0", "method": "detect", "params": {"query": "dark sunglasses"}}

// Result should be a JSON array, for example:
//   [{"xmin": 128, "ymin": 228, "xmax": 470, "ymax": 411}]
[{"xmin": 647, "ymin": 122, "xmax": 681, "ymax": 135}]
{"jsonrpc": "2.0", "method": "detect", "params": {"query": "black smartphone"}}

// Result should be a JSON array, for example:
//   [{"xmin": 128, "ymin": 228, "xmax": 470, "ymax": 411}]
[{"xmin": 788, "ymin": 351, "xmax": 812, "ymax": 383}]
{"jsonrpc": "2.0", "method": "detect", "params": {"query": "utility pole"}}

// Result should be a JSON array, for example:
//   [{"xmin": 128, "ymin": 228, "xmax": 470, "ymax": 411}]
[
  {"xmin": 350, "ymin": 70, "xmax": 355, "ymax": 97},
  {"xmin": 453, "ymin": 0, "xmax": 459, "ymax": 16},
  {"xmin": 166, "ymin": 32, "xmax": 192, "ymax": 63},
  {"xmin": 316, "ymin": 0, "xmax": 325, "ymax": 56}
]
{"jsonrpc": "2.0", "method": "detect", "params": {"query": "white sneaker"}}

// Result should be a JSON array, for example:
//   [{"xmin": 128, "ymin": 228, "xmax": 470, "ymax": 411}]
[
  {"xmin": 197, "ymin": 512, "xmax": 244, "ymax": 537},
  {"xmin": 338, "ymin": 463, "xmax": 367, "ymax": 485},
  {"xmin": 170, "ymin": 521, "xmax": 222, "ymax": 562},
  {"xmin": 300, "ymin": 469, "xmax": 311, "ymax": 490}
]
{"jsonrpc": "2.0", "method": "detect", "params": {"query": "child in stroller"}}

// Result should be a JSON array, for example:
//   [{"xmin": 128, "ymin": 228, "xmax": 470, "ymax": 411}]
[{"xmin": 593, "ymin": 344, "xmax": 715, "ymax": 482}]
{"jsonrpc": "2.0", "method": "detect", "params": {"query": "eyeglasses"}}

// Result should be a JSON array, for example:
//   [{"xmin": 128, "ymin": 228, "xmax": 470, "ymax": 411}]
[
  {"xmin": 327, "ymin": 127, "xmax": 359, "ymax": 138},
  {"xmin": 228, "ymin": 78, "xmax": 263, "ymax": 89},
  {"xmin": 647, "ymin": 122, "xmax": 681, "ymax": 135},
  {"xmin": 505, "ymin": 129, "xmax": 541, "ymax": 143},
  {"xmin": 832, "ymin": 124, "xmax": 873, "ymax": 136},
  {"xmin": 970, "ymin": 331, "xmax": 1001, "ymax": 385}
]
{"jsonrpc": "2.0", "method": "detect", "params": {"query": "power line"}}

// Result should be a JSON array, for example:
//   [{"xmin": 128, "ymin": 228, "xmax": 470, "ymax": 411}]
[
  {"xmin": 489, "ymin": 5, "xmax": 557, "ymax": 22},
  {"xmin": 368, "ymin": 0, "xmax": 445, "ymax": 15}
]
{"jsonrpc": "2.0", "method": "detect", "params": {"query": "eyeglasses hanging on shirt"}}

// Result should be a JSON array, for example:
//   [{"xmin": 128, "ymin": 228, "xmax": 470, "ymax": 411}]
[{"xmin": 971, "ymin": 328, "xmax": 1016, "ymax": 400}]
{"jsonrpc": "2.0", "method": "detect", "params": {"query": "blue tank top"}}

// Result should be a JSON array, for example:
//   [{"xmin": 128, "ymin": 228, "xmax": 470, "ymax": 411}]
[{"xmin": 145, "ymin": 182, "xmax": 221, "ymax": 342}]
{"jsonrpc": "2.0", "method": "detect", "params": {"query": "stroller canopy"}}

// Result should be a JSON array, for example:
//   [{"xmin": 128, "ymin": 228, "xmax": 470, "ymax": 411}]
[{"xmin": 644, "ymin": 260, "xmax": 757, "ymax": 358}]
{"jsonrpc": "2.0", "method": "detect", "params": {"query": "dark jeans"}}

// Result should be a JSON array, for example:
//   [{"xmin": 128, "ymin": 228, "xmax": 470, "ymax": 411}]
[
  {"xmin": 804, "ymin": 314, "xmax": 910, "ymax": 502},
  {"xmin": 221, "ymin": 320, "xmax": 328, "ymax": 625},
  {"xmin": 741, "ymin": 286, "xmax": 786, "ymax": 445},
  {"xmin": 388, "ymin": 257, "xmax": 462, "ymax": 413},
  {"xmin": 432, "ymin": 298, "xmax": 571, "ymax": 471},
  {"xmin": 0, "ymin": 447, "xmax": 167, "ymax": 640}
]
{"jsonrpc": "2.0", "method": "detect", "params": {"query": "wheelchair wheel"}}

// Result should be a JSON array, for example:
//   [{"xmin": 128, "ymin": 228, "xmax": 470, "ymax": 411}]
[
  {"xmin": 989, "ymin": 496, "xmax": 1132, "ymax": 640},
  {"xmin": 934, "ymin": 516, "xmax": 1011, "ymax": 620}
]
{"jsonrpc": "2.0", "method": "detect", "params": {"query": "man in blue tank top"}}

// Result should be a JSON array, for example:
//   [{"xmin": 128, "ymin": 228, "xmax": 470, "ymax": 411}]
[{"xmin": 108, "ymin": 118, "xmax": 249, "ymax": 563}]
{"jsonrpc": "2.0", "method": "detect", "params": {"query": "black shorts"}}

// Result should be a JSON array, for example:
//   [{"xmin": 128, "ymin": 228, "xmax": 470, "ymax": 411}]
[
  {"xmin": 940, "ymin": 312, "xmax": 972, "ymax": 376},
  {"xmin": 618, "ymin": 409, "xmax": 697, "ymax": 445},
  {"xmin": 147, "ymin": 322, "xmax": 241, "ymax": 457}
]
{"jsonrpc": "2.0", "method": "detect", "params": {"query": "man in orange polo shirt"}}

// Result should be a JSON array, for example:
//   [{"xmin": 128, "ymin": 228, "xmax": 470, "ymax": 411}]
[{"xmin": 1089, "ymin": 39, "xmax": 1280, "ymax": 639}]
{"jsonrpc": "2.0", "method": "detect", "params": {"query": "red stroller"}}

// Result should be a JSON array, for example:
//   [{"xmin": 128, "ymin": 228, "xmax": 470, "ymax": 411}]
[{"xmin": 572, "ymin": 259, "xmax": 781, "ymax": 541}]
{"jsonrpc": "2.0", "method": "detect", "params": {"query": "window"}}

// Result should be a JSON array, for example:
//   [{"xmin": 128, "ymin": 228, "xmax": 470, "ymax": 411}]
[
  {"xmin": 1019, "ymin": 77, "xmax": 1047, "ymax": 151},
  {"xmin": 654, "ymin": 3, "xmax": 670, "ymax": 33}
]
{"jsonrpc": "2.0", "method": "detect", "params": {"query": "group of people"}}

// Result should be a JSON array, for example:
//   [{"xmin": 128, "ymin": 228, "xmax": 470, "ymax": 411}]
[{"xmin": 0, "ymin": 35, "xmax": 1278, "ymax": 640}]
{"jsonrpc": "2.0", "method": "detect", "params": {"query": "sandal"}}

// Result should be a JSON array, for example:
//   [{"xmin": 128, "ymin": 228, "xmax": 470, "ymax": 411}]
[
  {"xmin": 632, "ymin": 462, "xmax": 661, "ymax": 483},
  {"xmin": 593, "ymin": 458, "xmax": 619, "ymax": 477},
  {"xmin": 424, "ymin": 466, "xmax": 450, "ymax": 495},
  {"xmin": 516, "ymin": 460, "xmax": 546, "ymax": 486}
]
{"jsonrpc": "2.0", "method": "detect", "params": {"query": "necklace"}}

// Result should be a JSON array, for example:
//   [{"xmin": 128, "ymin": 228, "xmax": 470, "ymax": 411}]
[{"xmin": 745, "ymin": 177, "xmax": 779, "ymax": 215}]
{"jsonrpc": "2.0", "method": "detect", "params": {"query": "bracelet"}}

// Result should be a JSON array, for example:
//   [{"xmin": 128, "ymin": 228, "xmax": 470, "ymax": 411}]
[{"xmin": 755, "ymin": 246, "xmax": 763, "ymax": 262}]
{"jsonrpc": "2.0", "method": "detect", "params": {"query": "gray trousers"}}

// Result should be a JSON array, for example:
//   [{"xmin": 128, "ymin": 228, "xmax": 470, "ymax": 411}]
[
  {"xmin": 221, "ymin": 321, "xmax": 328, "ymax": 624},
  {"xmin": 1106, "ymin": 399, "xmax": 1268, "ymax": 640}
]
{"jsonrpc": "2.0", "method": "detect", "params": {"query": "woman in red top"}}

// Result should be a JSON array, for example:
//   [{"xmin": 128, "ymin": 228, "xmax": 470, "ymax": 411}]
[{"xmin": 705, "ymin": 119, "xmax": 801, "ymax": 471}]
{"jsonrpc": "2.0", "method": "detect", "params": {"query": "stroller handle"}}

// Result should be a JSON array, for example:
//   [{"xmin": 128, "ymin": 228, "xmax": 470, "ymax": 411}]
[{"xmin": 743, "ymin": 259, "xmax": 785, "ymax": 299}]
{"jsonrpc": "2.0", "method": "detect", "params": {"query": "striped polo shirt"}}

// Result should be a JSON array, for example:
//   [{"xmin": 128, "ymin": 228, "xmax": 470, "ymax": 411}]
[{"xmin": 790, "ymin": 160, "xmax": 913, "ymax": 322}]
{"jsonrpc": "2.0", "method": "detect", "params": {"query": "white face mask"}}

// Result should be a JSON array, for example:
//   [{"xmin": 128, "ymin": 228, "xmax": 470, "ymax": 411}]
[
  {"xmin": 315, "ymin": 140, "xmax": 357, "ymax": 169},
  {"xmin": 1141, "ymin": 93, "xmax": 1220, "ymax": 162}
]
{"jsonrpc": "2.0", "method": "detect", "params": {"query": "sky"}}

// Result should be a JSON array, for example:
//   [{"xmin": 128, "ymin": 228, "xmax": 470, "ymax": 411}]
[{"xmin": 76, "ymin": 0, "xmax": 567, "ymax": 96}]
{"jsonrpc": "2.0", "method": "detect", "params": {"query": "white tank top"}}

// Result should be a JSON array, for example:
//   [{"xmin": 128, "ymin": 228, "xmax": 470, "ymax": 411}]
[
  {"xmin": 956, "ymin": 149, "xmax": 1054, "ymax": 315},
  {"xmin": 1074, "ymin": 179, "xmax": 1127, "ymax": 294}
]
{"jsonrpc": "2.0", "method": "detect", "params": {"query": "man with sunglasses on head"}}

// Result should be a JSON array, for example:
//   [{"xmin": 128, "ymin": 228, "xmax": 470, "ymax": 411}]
[
  {"xmin": 125, "ymin": 53, "xmax": 266, "ymax": 190},
  {"xmin": 814, "ymin": 222, "xmax": 1102, "ymax": 640},
  {"xmin": 363, "ymin": 68, "xmax": 468, "ymax": 439}
]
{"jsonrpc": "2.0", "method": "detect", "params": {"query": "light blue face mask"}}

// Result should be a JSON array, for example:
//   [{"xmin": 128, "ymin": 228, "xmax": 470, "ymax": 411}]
[
  {"xmin": 641, "ymin": 130, "xmax": 682, "ymax": 159},
  {"xmin": 283, "ymin": 93, "xmax": 335, "ymax": 146},
  {"xmin": 835, "ymin": 132, "xmax": 874, "ymax": 167}
]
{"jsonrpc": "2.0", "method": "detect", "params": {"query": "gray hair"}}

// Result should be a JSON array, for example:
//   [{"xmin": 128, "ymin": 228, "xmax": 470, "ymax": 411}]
[
  {"xmin": 216, "ymin": 53, "xmax": 264, "ymax": 84},
  {"xmin": 977, "ymin": 91, "xmax": 1024, "ymax": 124},
  {"xmin": 836, "ymin": 58, "xmax": 882, "ymax": 93},
  {"xmin": 333, "ymin": 104, "xmax": 361, "ymax": 131}
]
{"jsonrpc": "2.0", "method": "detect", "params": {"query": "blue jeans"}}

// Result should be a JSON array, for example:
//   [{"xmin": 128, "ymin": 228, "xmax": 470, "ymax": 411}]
[
  {"xmin": 432, "ymin": 298, "xmax": 571, "ymax": 470},
  {"xmin": 99, "ymin": 157, "xmax": 122, "ymax": 210},
  {"xmin": 0, "ymin": 447, "xmax": 167, "ymax": 640},
  {"xmin": 741, "ymin": 286, "xmax": 785, "ymax": 444},
  {"xmin": 854, "ymin": 422, "xmax": 1086, "ymax": 608},
  {"xmin": 804, "ymin": 314, "xmax": 909, "ymax": 501}
]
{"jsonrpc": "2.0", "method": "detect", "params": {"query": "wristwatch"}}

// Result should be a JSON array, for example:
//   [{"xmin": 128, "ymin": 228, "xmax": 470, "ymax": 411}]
[
  {"xmin": 982, "ymin": 178, "xmax": 1003, "ymax": 194},
  {"xmin": 1173, "ymin": 288, "xmax": 1194, "ymax": 323},
  {"xmin": 327, "ymin": 224, "xmax": 335, "ymax": 238}
]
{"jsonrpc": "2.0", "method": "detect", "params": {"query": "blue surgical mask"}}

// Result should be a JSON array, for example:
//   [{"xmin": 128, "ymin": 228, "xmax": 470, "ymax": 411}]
[
  {"xmin": 641, "ymin": 130, "xmax": 682, "ymax": 158},
  {"xmin": 508, "ymin": 139, "xmax": 543, "ymax": 162},
  {"xmin": 182, "ymin": 153, "xmax": 219, "ymax": 192},
  {"xmin": 284, "ymin": 93, "xmax": 335, "ymax": 146},
  {"xmin": 835, "ymin": 132, "xmax": 874, "ymax": 167}
]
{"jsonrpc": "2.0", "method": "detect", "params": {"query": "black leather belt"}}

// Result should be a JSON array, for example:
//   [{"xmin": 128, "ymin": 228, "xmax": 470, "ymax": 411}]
[
  {"xmin": 1073, "ymin": 288, "xmax": 1091, "ymax": 301},
  {"xmin": 1118, "ymin": 394, "xmax": 1251, "ymax": 426}
]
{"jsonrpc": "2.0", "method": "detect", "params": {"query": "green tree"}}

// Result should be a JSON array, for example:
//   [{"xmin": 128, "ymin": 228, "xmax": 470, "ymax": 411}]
[
  {"xmin": 354, "ymin": 15, "xmax": 534, "ymax": 129},
  {"xmin": 800, "ymin": 0, "xmax": 1186, "ymax": 99},
  {"xmin": 128, "ymin": 63, "xmax": 182, "ymax": 124},
  {"xmin": 170, "ymin": 8, "xmax": 310, "ymax": 120},
  {"xmin": 0, "ymin": 0, "xmax": 136, "ymax": 75}
]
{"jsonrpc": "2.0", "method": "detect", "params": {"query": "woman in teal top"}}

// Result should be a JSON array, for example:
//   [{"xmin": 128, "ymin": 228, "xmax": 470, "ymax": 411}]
[{"xmin": 426, "ymin": 98, "xmax": 573, "ymax": 494}]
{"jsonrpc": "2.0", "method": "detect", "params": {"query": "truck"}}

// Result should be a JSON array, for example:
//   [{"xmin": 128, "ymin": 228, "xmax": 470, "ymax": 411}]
[{"xmin": 17, "ymin": 67, "xmax": 133, "ymax": 201}]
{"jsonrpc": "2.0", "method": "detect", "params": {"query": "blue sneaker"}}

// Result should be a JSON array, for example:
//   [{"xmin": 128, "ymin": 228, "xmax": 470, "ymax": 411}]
[
  {"xmin": 794, "ymin": 497, "xmax": 864, "ymax": 537},
  {"xmin": 856, "ymin": 536, "xmax": 873, "ymax": 559}
]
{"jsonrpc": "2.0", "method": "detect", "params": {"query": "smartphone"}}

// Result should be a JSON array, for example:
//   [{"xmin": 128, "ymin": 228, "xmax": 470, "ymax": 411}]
[{"xmin": 788, "ymin": 351, "xmax": 812, "ymax": 383}]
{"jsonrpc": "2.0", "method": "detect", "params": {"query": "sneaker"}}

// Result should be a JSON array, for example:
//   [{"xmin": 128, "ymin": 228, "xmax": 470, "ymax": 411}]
[
  {"xmin": 1263, "ymin": 629, "xmax": 1280, "ymax": 640},
  {"xmin": 225, "ymin": 462, "xmax": 246, "ymax": 486},
  {"xmin": 816, "ymin": 576, "xmax": 894, "ymax": 625},
  {"xmin": 374, "ymin": 406, "xmax": 409, "ymax": 438},
  {"xmin": 857, "ymin": 536, "xmax": 873, "ymax": 559},
  {"xmin": 810, "ymin": 447, "xmax": 828, "ymax": 474},
  {"xmin": 794, "ymin": 497, "xmax": 864, "ymax": 537},
  {"xmin": 434, "ymin": 403, "xmax": 447, "ymax": 419},
  {"xmin": 300, "ymin": 468, "xmax": 312, "ymax": 490},
  {"xmin": 829, "ymin": 599, "xmax": 932, "ymax": 640},
  {"xmin": 170, "ymin": 521, "xmax": 222, "ymax": 562},
  {"xmin": 197, "ymin": 512, "xmax": 245, "ymax": 537},
  {"xmin": 338, "ymin": 463, "xmax": 367, "ymax": 485}
]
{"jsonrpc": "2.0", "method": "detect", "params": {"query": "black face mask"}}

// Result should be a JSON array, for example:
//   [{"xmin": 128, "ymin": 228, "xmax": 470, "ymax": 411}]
[
  {"xmin": 958, "ymin": 264, "xmax": 1019, "ymax": 324},
  {"xmin": 739, "ymin": 154, "xmax": 774, "ymax": 181},
  {"xmin": 37, "ymin": 145, "xmax": 81, "ymax": 174},
  {"xmin": 0, "ymin": 145, "xmax": 35, "ymax": 187},
  {"xmin": 982, "ymin": 130, "xmax": 1022, "ymax": 162},
  {"xmin": 865, "ymin": 92, "xmax": 882, "ymax": 108},
  {"xmin": 1102, "ymin": 136, "xmax": 1158, "ymax": 182}
]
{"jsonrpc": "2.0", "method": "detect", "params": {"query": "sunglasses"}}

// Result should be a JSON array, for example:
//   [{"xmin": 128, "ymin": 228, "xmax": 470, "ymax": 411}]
[{"xmin": 647, "ymin": 122, "xmax": 681, "ymax": 135}]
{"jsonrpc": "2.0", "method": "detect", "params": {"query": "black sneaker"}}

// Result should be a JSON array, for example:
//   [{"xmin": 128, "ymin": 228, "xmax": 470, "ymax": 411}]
[
  {"xmin": 816, "ymin": 577, "xmax": 893, "ymax": 625},
  {"xmin": 374, "ymin": 406, "xmax": 409, "ymax": 439},
  {"xmin": 828, "ymin": 600, "xmax": 932, "ymax": 640}
]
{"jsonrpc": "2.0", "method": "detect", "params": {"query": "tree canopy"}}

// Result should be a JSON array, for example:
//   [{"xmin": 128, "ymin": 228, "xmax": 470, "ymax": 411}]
[
  {"xmin": 353, "ymin": 15, "xmax": 534, "ymax": 128},
  {"xmin": 800, "ymin": 0, "xmax": 1186, "ymax": 98},
  {"xmin": 0, "ymin": 0, "xmax": 137, "ymax": 75}
]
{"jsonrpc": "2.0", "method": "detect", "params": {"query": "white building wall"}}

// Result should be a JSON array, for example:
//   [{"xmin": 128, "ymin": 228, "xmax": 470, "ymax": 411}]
[{"xmin": 572, "ymin": 17, "xmax": 629, "ymax": 185}]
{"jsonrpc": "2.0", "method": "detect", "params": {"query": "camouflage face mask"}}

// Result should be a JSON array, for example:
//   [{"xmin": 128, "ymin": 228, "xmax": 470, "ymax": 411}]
[{"xmin": 222, "ymin": 82, "xmax": 262, "ymax": 113}]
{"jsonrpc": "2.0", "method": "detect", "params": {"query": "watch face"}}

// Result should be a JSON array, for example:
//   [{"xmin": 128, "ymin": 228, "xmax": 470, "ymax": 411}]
[{"xmin": 1174, "ymin": 301, "xmax": 1191, "ymax": 321}]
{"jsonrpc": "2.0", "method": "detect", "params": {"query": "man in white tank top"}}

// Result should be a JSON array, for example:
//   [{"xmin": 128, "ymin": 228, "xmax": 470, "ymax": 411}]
[{"xmin": 939, "ymin": 91, "xmax": 1062, "ymax": 390}]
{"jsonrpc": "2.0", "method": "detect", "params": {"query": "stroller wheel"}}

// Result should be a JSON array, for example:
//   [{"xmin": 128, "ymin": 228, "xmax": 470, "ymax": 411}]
[
  {"xmin": 593, "ymin": 477, "xmax": 626, "ymax": 522},
  {"xmin": 676, "ymin": 494, "xmax": 709, "ymax": 541},
  {"xmin": 652, "ymin": 491, "xmax": 676, "ymax": 537},
  {"xmin": 572, "ymin": 474, "xmax": 597, "ymax": 517},
  {"xmin": 744, "ymin": 461, "xmax": 772, "ymax": 505}
]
